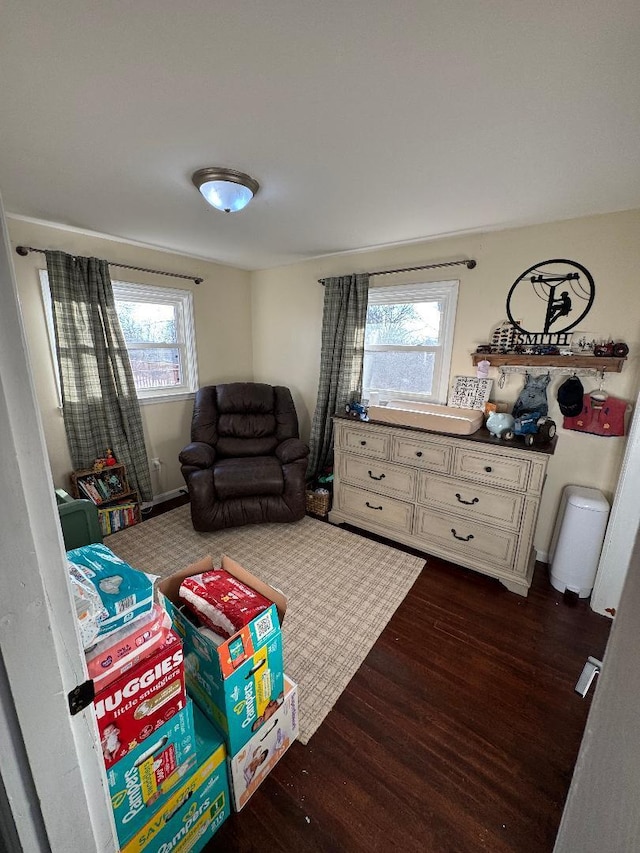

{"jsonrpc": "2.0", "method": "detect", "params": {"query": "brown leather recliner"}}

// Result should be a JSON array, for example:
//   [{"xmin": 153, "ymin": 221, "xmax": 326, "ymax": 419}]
[{"xmin": 179, "ymin": 383, "xmax": 310, "ymax": 532}]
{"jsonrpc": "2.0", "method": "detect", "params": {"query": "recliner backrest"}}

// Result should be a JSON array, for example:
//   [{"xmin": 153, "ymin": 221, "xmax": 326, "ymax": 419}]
[{"xmin": 191, "ymin": 382, "xmax": 299, "ymax": 458}]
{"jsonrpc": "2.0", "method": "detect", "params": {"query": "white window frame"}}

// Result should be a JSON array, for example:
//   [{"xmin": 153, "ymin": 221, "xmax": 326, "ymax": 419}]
[
  {"xmin": 39, "ymin": 271, "xmax": 199, "ymax": 405},
  {"xmin": 111, "ymin": 280, "xmax": 198, "ymax": 403},
  {"xmin": 363, "ymin": 279, "xmax": 459, "ymax": 405}
]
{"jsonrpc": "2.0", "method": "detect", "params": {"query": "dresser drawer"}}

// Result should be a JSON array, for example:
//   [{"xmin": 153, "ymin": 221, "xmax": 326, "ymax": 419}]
[
  {"xmin": 391, "ymin": 435, "xmax": 452, "ymax": 473},
  {"xmin": 337, "ymin": 484, "xmax": 414, "ymax": 534},
  {"xmin": 452, "ymin": 447, "xmax": 530, "ymax": 491},
  {"xmin": 417, "ymin": 472, "xmax": 524, "ymax": 531},
  {"xmin": 339, "ymin": 425, "xmax": 390, "ymax": 460},
  {"xmin": 339, "ymin": 454, "xmax": 416, "ymax": 501},
  {"xmin": 414, "ymin": 506, "xmax": 517, "ymax": 571}
]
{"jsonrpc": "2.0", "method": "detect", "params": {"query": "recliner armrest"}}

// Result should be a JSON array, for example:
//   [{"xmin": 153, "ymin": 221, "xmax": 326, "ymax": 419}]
[
  {"xmin": 179, "ymin": 442, "xmax": 216, "ymax": 469},
  {"xmin": 275, "ymin": 438, "xmax": 309, "ymax": 464}
]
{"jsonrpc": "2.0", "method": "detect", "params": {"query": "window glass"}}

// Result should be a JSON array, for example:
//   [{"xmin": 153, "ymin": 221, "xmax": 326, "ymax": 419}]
[
  {"xmin": 126, "ymin": 347, "xmax": 182, "ymax": 391},
  {"xmin": 363, "ymin": 280, "xmax": 458, "ymax": 405},
  {"xmin": 363, "ymin": 350, "xmax": 436, "ymax": 397},
  {"xmin": 117, "ymin": 300, "xmax": 178, "ymax": 344},
  {"xmin": 365, "ymin": 302, "xmax": 442, "ymax": 346}
]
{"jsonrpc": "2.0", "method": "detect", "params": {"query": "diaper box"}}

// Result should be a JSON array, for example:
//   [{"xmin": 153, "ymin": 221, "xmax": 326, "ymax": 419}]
[
  {"xmin": 66, "ymin": 542, "xmax": 155, "ymax": 640},
  {"xmin": 159, "ymin": 554, "xmax": 286, "ymax": 755},
  {"xmin": 227, "ymin": 675, "xmax": 299, "ymax": 811},
  {"xmin": 108, "ymin": 699, "xmax": 196, "ymax": 845},
  {"xmin": 120, "ymin": 705, "xmax": 230, "ymax": 853},
  {"xmin": 94, "ymin": 628, "xmax": 187, "ymax": 769},
  {"xmin": 87, "ymin": 603, "xmax": 172, "ymax": 692}
]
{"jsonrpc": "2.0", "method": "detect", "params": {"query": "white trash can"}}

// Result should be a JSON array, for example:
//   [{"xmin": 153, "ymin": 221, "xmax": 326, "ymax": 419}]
[{"xmin": 549, "ymin": 485, "xmax": 610, "ymax": 597}]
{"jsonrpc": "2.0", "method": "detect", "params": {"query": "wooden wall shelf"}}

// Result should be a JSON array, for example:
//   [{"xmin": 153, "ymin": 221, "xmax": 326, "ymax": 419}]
[{"xmin": 471, "ymin": 354, "xmax": 626, "ymax": 373}]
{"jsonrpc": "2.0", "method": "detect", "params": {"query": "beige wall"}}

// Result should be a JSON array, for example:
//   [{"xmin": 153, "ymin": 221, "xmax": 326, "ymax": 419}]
[
  {"xmin": 250, "ymin": 209, "xmax": 640, "ymax": 555},
  {"xmin": 8, "ymin": 218, "xmax": 253, "ymax": 496}
]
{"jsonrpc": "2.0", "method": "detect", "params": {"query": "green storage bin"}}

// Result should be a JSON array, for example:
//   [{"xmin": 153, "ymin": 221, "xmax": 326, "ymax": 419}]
[{"xmin": 56, "ymin": 489, "xmax": 103, "ymax": 550}]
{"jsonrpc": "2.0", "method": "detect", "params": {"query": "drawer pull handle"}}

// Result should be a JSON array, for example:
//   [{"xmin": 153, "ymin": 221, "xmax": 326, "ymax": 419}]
[
  {"xmin": 451, "ymin": 529, "xmax": 474, "ymax": 542},
  {"xmin": 455, "ymin": 493, "xmax": 479, "ymax": 506},
  {"xmin": 416, "ymin": 451, "xmax": 423, "ymax": 457},
  {"xmin": 360, "ymin": 440, "xmax": 367, "ymax": 446},
  {"xmin": 368, "ymin": 470, "xmax": 386, "ymax": 481},
  {"xmin": 484, "ymin": 466, "xmax": 492, "ymax": 473},
  {"xmin": 366, "ymin": 501, "xmax": 384, "ymax": 511}
]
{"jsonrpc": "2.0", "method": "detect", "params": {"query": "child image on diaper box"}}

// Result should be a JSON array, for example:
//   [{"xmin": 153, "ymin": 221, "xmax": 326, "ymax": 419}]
[
  {"xmin": 94, "ymin": 628, "xmax": 187, "ymax": 769},
  {"xmin": 108, "ymin": 700, "xmax": 197, "ymax": 846},
  {"xmin": 228, "ymin": 675, "xmax": 299, "ymax": 811},
  {"xmin": 119, "ymin": 704, "xmax": 230, "ymax": 853},
  {"xmin": 159, "ymin": 554, "xmax": 287, "ymax": 755}
]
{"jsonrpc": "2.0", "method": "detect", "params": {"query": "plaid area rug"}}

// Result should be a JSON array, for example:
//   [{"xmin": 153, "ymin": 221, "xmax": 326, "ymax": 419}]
[{"xmin": 107, "ymin": 505, "xmax": 425, "ymax": 744}]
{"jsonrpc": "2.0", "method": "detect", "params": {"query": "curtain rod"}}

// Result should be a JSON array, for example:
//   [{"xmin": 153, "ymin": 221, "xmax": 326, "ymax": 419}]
[
  {"xmin": 15, "ymin": 245, "xmax": 203, "ymax": 285},
  {"xmin": 318, "ymin": 258, "xmax": 476, "ymax": 285}
]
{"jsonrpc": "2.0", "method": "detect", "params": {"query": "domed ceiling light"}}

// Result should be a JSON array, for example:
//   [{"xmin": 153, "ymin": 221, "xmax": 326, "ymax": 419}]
[{"xmin": 191, "ymin": 167, "xmax": 259, "ymax": 213}]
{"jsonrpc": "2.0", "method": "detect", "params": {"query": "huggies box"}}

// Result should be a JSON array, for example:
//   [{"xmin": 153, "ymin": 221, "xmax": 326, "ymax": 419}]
[
  {"xmin": 119, "ymin": 704, "xmax": 230, "ymax": 853},
  {"xmin": 94, "ymin": 628, "xmax": 187, "ymax": 769},
  {"xmin": 159, "ymin": 554, "xmax": 286, "ymax": 755},
  {"xmin": 107, "ymin": 699, "xmax": 196, "ymax": 846}
]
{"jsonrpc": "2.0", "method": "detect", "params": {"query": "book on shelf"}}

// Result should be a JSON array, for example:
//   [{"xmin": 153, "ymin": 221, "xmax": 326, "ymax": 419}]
[
  {"xmin": 97, "ymin": 502, "xmax": 139, "ymax": 536},
  {"xmin": 74, "ymin": 467, "xmax": 130, "ymax": 504},
  {"xmin": 94, "ymin": 477, "xmax": 112, "ymax": 501},
  {"xmin": 77, "ymin": 477, "xmax": 104, "ymax": 504}
]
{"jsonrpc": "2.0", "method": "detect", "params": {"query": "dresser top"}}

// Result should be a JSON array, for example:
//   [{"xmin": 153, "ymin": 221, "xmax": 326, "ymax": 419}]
[{"xmin": 334, "ymin": 413, "xmax": 558, "ymax": 456}]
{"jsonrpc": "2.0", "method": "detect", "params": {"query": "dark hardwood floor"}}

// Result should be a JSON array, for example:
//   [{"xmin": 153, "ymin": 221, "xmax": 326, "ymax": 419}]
[{"xmin": 148, "ymin": 502, "xmax": 611, "ymax": 852}]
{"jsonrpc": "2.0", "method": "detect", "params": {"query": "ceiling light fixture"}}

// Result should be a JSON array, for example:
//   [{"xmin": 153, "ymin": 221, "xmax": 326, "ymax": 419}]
[{"xmin": 191, "ymin": 167, "xmax": 259, "ymax": 213}]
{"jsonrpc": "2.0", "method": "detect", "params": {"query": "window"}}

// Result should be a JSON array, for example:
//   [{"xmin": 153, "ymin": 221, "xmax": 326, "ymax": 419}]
[
  {"xmin": 111, "ymin": 281, "xmax": 198, "ymax": 401},
  {"xmin": 40, "ymin": 273, "xmax": 199, "ymax": 403},
  {"xmin": 363, "ymin": 280, "xmax": 458, "ymax": 405}
]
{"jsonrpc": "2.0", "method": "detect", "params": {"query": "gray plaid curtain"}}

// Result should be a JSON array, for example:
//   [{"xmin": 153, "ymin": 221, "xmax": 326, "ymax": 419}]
[
  {"xmin": 46, "ymin": 250, "xmax": 153, "ymax": 503},
  {"xmin": 307, "ymin": 273, "xmax": 369, "ymax": 480}
]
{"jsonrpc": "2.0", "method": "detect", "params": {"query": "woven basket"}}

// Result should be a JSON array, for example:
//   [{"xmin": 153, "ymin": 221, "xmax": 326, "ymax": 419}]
[{"xmin": 305, "ymin": 489, "xmax": 331, "ymax": 517}]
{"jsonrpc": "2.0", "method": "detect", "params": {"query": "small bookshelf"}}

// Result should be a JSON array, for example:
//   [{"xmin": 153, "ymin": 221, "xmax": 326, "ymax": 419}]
[{"xmin": 70, "ymin": 463, "xmax": 141, "ymax": 534}]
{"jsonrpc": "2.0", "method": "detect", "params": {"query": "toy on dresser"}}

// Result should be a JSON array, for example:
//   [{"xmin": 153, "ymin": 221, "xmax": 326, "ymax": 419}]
[{"xmin": 486, "ymin": 411, "xmax": 515, "ymax": 439}]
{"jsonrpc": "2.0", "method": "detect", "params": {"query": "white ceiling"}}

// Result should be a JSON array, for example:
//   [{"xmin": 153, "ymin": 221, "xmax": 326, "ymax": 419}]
[{"xmin": 1, "ymin": 0, "xmax": 639, "ymax": 270}]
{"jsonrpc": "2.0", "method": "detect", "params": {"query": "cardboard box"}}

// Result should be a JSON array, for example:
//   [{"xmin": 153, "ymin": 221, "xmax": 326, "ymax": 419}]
[
  {"xmin": 120, "ymin": 704, "xmax": 230, "ymax": 853},
  {"xmin": 94, "ymin": 628, "xmax": 187, "ymax": 769},
  {"xmin": 228, "ymin": 675, "xmax": 299, "ymax": 811},
  {"xmin": 107, "ymin": 700, "xmax": 196, "ymax": 845},
  {"xmin": 159, "ymin": 554, "xmax": 286, "ymax": 754}
]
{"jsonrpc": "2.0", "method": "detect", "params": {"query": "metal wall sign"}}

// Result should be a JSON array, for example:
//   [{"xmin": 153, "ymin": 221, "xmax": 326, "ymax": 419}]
[{"xmin": 506, "ymin": 259, "xmax": 596, "ymax": 337}]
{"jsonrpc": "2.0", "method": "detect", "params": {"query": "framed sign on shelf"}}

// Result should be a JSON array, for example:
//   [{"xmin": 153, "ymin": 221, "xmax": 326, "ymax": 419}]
[{"xmin": 449, "ymin": 377, "xmax": 493, "ymax": 410}]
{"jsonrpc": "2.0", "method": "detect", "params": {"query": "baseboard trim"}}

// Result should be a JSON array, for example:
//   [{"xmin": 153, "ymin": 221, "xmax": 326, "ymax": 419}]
[
  {"xmin": 151, "ymin": 487, "xmax": 185, "ymax": 505},
  {"xmin": 536, "ymin": 549, "xmax": 549, "ymax": 564}
]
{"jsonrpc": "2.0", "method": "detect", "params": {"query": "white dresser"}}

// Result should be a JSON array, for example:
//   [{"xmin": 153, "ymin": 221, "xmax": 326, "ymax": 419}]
[{"xmin": 329, "ymin": 417, "xmax": 554, "ymax": 596}]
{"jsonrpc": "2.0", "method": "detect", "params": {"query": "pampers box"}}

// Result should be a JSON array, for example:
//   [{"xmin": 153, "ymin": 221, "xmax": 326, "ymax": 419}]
[
  {"xmin": 227, "ymin": 675, "xmax": 299, "ymax": 811},
  {"xmin": 159, "ymin": 554, "xmax": 286, "ymax": 755},
  {"xmin": 120, "ymin": 704, "xmax": 230, "ymax": 853},
  {"xmin": 108, "ymin": 699, "xmax": 196, "ymax": 845}
]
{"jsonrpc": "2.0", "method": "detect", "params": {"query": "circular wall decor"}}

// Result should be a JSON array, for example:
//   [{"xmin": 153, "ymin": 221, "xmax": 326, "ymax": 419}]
[{"xmin": 506, "ymin": 259, "xmax": 595, "ymax": 335}]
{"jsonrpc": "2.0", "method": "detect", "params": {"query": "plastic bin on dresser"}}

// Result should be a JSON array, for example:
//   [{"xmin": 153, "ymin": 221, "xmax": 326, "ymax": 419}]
[{"xmin": 549, "ymin": 485, "xmax": 610, "ymax": 598}]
